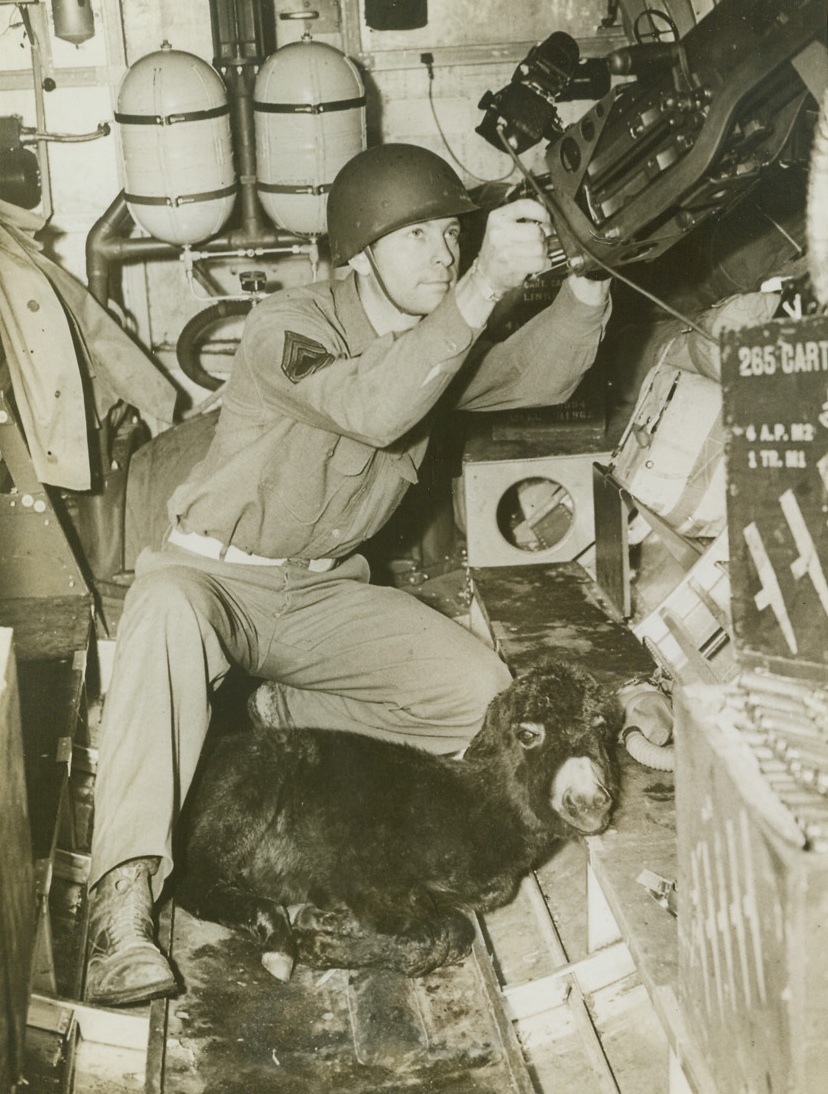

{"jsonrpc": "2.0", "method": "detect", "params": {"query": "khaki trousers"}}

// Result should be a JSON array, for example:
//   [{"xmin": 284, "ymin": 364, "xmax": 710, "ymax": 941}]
[{"xmin": 90, "ymin": 543, "xmax": 512, "ymax": 898}]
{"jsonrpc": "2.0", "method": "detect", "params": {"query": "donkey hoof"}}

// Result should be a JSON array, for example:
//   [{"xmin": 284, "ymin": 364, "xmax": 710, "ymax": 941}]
[{"xmin": 262, "ymin": 949, "xmax": 295, "ymax": 982}]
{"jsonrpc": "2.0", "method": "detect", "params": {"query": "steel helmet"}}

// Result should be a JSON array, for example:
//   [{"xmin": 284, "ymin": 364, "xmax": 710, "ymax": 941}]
[{"xmin": 327, "ymin": 143, "xmax": 479, "ymax": 265}]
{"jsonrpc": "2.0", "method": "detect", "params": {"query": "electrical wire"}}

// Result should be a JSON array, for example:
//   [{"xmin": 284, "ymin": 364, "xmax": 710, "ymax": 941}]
[
  {"xmin": 758, "ymin": 206, "xmax": 804, "ymax": 257},
  {"xmin": 424, "ymin": 62, "xmax": 515, "ymax": 185},
  {"xmin": 1, "ymin": 6, "xmax": 23, "ymax": 38},
  {"xmin": 495, "ymin": 124, "xmax": 719, "ymax": 345}
]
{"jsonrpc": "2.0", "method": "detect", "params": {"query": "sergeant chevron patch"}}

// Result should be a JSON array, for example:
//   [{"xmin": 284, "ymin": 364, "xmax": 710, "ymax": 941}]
[{"xmin": 281, "ymin": 331, "xmax": 335, "ymax": 383}]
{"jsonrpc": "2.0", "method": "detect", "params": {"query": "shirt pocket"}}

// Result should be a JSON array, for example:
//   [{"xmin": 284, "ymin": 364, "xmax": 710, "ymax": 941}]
[{"xmin": 262, "ymin": 432, "xmax": 372, "ymax": 526}]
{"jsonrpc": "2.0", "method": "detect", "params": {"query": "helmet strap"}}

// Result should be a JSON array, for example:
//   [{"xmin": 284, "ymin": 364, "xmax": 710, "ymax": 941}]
[{"xmin": 364, "ymin": 244, "xmax": 420, "ymax": 319}]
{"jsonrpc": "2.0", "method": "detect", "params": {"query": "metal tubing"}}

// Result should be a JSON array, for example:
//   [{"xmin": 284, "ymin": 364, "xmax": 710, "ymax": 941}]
[
  {"xmin": 86, "ymin": 190, "xmax": 306, "ymax": 304},
  {"xmin": 224, "ymin": 64, "xmax": 269, "ymax": 240},
  {"xmin": 209, "ymin": 0, "xmax": 272, "ymax": 241},
  {"xmin": 85, "ymin": 192, "xmax": 177, "ymax": 303},
  {"xmin": 210, "ymin": 0, "xmax": 269, "ymax": 68}
]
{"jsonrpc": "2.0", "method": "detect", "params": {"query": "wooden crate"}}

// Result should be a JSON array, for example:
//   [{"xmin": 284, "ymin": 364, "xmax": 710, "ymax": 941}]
[
  {"xmin": 675, "ymin": 683, "xmax": 828, "ymax": 1094},
  {"xmin": 720, "ymin": 315, "xmax": 828, "ymax": 684}
]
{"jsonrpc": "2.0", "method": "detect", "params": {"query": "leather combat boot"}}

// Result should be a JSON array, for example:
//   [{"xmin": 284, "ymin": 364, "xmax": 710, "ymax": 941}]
[{"xmin": 86, "ymin": 858, "xmax": 178, "ymax": 1006}]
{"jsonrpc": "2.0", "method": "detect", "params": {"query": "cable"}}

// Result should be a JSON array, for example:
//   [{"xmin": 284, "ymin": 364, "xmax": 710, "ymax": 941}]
[
  {"xmin": 758, "ymin": 206, "xmax": 804, "ymax": 257},
  {"xmin": 422, "ymin": 55, "xmax": 514, "ymax": 186},
  {"xmin": 495, "ymin": 125, "xmax": 719, "ymax": 345},
  {"xmin": 1, "ymin": 6, "xmax": 23, "ymax": 38}
]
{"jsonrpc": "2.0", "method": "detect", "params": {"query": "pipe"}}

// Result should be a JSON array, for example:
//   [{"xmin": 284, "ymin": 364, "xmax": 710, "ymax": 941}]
[
  {"xmin": 617, "ymin": 680, "xmax": 675, "ymax": 771},
  {"xmin": 85, "ymin": 190, "xmax": 308, "ymax": 305},
  {"xmin": 176, "ymin": 299, "xmax": 252, "ymax": 391},
  {"xmin": 209, "ymin": 0, "xmax": 271, "ymax": 68},
  {"xmin": 622, "ymin": 728, "xmax": 675, "ymax": 771},
  {"xmin": 19, "ymin": 4, "xmax": 53, "ymax": 220},
  {"xmin": 86, "ymin": 192, "xmax": 176, "ymax": 304},
  {"xmin": 223, "ymin": 64, "xmax": 269, "ymax": 241},
  {"xmin": 210, "ymin": 0, "xmax": 274, "ymax": 242}
]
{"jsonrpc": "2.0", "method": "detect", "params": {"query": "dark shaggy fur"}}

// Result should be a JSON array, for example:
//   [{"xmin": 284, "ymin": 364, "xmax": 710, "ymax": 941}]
[{"xmin": 176, "ymin": 659, "xmax": 619, "ymax": 979}]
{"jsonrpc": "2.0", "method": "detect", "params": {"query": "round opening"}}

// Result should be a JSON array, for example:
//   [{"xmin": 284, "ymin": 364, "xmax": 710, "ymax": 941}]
[
  {"xmin": 581, "ymin": 118, "xmax": 595, "ymax": 143},
  {"xmin": 496, "ymin": 477, "xmax": 575, "ymax": 553},
  {"xmin": 560, "ymin": 136, "xmax": 581, "ymax": 173}
]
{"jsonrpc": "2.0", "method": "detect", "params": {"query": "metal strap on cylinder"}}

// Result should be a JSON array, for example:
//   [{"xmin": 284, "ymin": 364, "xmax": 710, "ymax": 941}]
[
  {"xmin": 252, "ymin": 95, "xmax": 366, "ymax": 115},
  {"xmin": 124, "ymin": 183, "xmax": 237, "ymax": 207},
  {"xmin": 257, "ymin": 181, "xmax": 332, "ymax": 195},
  {"xmin": 114, "ymin": 104, "xmax": 230, "ymax": 126}
]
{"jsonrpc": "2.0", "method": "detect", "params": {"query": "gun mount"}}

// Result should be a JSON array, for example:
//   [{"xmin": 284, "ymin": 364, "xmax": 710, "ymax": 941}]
[{"xmin": 478, "ymin": 0, "xmax": 826, "ymax": 276}]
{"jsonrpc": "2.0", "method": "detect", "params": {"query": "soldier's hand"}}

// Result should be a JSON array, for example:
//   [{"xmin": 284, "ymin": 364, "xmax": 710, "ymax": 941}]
[{"xmin": 472, "ymin": 198, "xmax": 553, "ymax": 297}]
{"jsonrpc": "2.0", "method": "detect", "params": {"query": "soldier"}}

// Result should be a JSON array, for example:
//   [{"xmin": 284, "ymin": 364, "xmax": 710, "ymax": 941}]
[{"xmin": 86, "ymin": 143, "xmax": 611, "ymax": 1005}]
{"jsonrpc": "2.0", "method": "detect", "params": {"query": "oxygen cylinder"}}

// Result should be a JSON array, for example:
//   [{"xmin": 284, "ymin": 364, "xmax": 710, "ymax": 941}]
[
  {"xmin": 115, "ymin": 44, "xmax": 236, "ymax": 245},
  {"xmin": 254, "ymin": 40, "xmax": 366, "ymax": 236},
  {"xmin": 51, "ymin": 0, "xmax": 95, "ymax": 45}
]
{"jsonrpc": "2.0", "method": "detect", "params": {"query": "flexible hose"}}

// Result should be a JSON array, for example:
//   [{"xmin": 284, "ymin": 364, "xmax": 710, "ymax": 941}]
[
  {"xmin": 807, "ymin": 86, "xmax": 828, "ymax": 307},
  {"xmin": 176, "ymin": 299, "xmax": 253, "ymax": 391},
  {"xmin": 623, "ymin": 728, "xmax": 675, "ymax": 771}
]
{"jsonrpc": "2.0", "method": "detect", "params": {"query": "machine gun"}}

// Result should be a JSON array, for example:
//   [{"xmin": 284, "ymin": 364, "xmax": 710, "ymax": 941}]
[{"xmin": 477, "ymin": 0, "xmax": 826, "ymax": 276}]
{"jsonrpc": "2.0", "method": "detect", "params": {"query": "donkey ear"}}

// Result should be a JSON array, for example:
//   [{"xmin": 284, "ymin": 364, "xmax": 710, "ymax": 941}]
[{"xmin": 483, "ymin": 683, "xmax": 511, "ymax": 725}]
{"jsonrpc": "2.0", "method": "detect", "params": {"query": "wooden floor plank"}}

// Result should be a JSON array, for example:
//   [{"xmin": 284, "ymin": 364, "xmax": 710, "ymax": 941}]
[
  {"xmin": 158, "ymin": 908, "xmax": 534, "ymax": 1093},
  {"xmin": 471, "ymin": 563, "xmax": 653, "ymax": 687}
]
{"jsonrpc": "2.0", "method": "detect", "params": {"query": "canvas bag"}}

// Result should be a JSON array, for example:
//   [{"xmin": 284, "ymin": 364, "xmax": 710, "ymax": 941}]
[{"xmin": 610, "ymin": 355, "xmax": 726, "ymax": 538}]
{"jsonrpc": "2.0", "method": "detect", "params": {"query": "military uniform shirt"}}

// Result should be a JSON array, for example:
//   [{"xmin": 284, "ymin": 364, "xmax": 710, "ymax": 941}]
[{"xmin": 168, "ymin": 270, "xmax": 611, "ymax": 561}]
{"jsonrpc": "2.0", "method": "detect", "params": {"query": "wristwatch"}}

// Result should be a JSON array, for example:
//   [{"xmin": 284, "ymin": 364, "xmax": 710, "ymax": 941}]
[{"xmin": 469, "ymin": 258, "xmax": 505, "ymax": 303}]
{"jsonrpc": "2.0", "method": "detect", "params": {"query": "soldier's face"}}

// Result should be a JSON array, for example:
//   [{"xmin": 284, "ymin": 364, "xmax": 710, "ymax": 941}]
[{"xmin": 370, "ymin": 216, "xmax": 461, "ymax": 316}]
